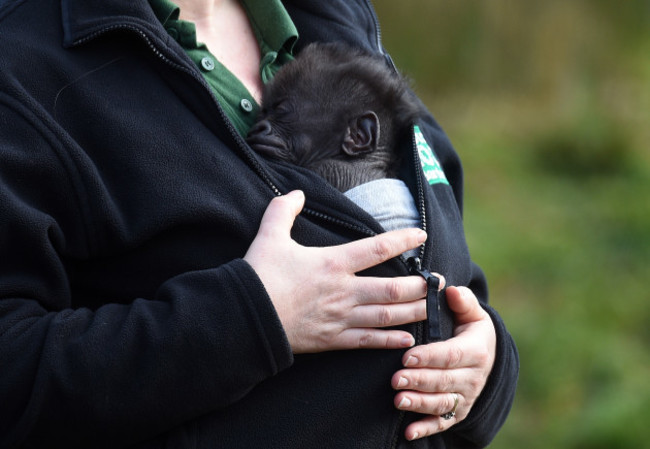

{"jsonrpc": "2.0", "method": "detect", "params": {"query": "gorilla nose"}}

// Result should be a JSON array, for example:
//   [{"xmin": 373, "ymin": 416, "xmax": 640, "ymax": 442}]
[
  {"xmin": 246, "ymin": 119, "xmax": 290, "ymax": 160},
  {"xmin": 247, "ymin": 119, "xmax": 273, "ymax": 138}
]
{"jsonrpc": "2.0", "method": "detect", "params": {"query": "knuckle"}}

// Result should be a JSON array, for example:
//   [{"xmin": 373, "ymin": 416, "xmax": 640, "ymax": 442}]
[
  {"xmin": 385, "ymin": 279, "xmax": 403, "ymax": 303},
  {"xmin": 409, "ymin": 372, "xmax": 421, "ymax": 388},
  {"xmin": 269, "ymin": 195, "xmax": 286, "ymax": 208},
  {"xmin": 412, "ymin": 300, "xmax": 427, "ymax": 322},
  {"xmin": 322, "ymin": 253, "xmax": 346, "ymax": 274},
  {"xmin": 475, "ymin": 345, "xmax": 491, "ymax": 366},
  {"xmin": 422, "ymin": 419, "xmax": 445, "ymax": 436},
  {"xmin": 468, "ymin": 375, "xmax": 484, "ymax": 393},
  {"xmin": 275, "ymin": 194, "xmax": 291, "ymax": 205},
  {"xmin": 313, "ymin": 328, "xmax": 331, "ymax": 349},
  {"xmin": 323, "ymin": 295, "xmax": 347, "ymax": 319},
  {"xmin": 445, "ymin": 345, "xmax": 464, "ymax": 368},
  {"xmin": 439, "ymin": 372, "xmax": 455, "ymax": 392},
  {"xmin": 377, "ymin": 307, "xmax": 392, "ymax": 326},
  {"xmin": 443, "ymin": 395, "xmax": 456, "ymax": 413},
  {"xmin": 326, "ymin": 307, "xmax": 346, "ymax": 324},
  {"xmin": 358, "ymin": 332, "xmax": 374, "ymax": 347},
  {"xmin": 270, "ymin": 195, "xmax": 294, "ymax": 215},
  {"xmin": 372, "ymin": 238, "xmax": 393, "ymax": 261},
  {"xmin": 408, "ymin": 372, "xmax": 428, "ymax": 390}
]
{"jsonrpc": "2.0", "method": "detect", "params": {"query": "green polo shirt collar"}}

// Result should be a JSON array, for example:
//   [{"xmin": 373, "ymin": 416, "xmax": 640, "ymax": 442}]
[
  {"xmin": 149, "ymin": 0, "xmax": 299, "ymax": 50},
  {"xmin": 241, "ymin": 0, "xmax": 297, "ymax": 55},
  {"xmin": 148, "ymin": 0, "xmax": 298, "ymax": 136}
]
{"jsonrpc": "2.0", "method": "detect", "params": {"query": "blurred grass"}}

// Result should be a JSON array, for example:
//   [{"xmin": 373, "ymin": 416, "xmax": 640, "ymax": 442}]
[{"xmin": 372, "ymin": 1, "xmax": 650, "ymax": 447}]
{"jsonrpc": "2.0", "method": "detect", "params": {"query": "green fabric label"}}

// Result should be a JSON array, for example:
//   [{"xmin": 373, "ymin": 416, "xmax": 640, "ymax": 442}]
[{"xmin": 414, "ymin": 125, "xmax": 449, "ymax": 185}]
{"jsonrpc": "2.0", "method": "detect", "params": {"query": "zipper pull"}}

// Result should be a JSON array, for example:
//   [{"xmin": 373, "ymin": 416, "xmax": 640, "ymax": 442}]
[{"xmin": 407, "ymin": 257, "xmax": 443, "ymax": 342}]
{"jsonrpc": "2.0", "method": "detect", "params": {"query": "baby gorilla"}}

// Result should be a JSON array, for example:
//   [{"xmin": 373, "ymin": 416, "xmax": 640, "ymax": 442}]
[
  {"xmin": 248, "ymin": 42, "xmax": 451, "ymax": 342},
  {"xmin": 246, "ymin": 42, "xmax": 423, "ymax": 193}
]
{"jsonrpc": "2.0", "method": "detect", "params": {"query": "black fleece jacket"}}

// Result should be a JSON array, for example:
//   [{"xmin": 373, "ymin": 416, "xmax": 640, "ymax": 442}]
[{"xmin": 0, "ymin": 0, "xmax": 518, "ymax": 448}]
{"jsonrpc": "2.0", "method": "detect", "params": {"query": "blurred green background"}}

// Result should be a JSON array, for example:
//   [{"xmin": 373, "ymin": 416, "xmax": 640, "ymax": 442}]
[{"xmin": 372, "ymin": 1, "xmax": 650, "ymax": 448}]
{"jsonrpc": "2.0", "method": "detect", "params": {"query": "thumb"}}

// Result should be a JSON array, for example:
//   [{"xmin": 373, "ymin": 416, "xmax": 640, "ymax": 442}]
[
  {"xmin": 257, "ymin": 190, "xmax": 305, "ymax": 239},
  {"xmin": 446, "ymin": 286, "xmax": 486, "ymax": 325}
]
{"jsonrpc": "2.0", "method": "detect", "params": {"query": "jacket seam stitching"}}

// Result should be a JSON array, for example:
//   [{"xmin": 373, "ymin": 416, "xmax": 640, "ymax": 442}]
[{"xmin": 0, "ymin": 91, "xmax": 95, "ymax": 254}]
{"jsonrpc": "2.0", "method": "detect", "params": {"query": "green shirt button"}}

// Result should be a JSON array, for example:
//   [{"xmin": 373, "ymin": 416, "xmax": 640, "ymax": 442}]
[
  {"xmin": 147, "ymin": 0, "xmax": 297, "ymax": 137},
  {"xmin": 200, "ymin": 56, "xmax": 215, "ymax": 71},
  {"xmin": 261, "ymin": 51, "xmax": 278, "ymax": 67},
  {"xmin": 240, "ymin": 98, "xmax": 253, "ymax": 113}
]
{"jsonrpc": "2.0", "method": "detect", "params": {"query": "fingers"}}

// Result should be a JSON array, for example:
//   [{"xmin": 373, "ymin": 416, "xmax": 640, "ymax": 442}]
[
  {"xmin": 353, "ymin": 275, "xmax": 428, "ymax": 306},
  {"xmin": 392, "ymin": 366, "xmax": 471, "ymax": 441},
  {"xmin": 306, "ymin": 298, "xmax": 426, "ymax": 351},
  {"xmin": 403, "ymin": 414, "xmax": 458, "ymax": 442},
  {"xmin": 347, "ymin": 299, "xmax": 427, "ymax": 329},
  {"xmin": 390, "ymin": 296, "xmax": 498, "ymax": 440},
  {"xmin": 395, "ymin": 392, "xmax": 463, "ymax": 441},
  {"xmin": 402, "ymin": 340, "xmax": 466, "ymax": 370},
  {"xmin": 256, "ymin": 190, "xmax": 305, "ymax": 239},
  {"xmin": 392, "ymin": 366, "xmax": 464, "ymax": 394},
  {"xmin": 445, "ymin": 286, "xmax": 488, "ymax": 325},
  {"xmin": 330, "ymin": 329, "xmax": 418, "ymax": 351},
  {"xmin": 341, "ymin": 274, "xmax": 428, "ymax": 332},
  {"xmin": 247, "ymin": 191, "xmax": 433, "ymax": 354},
  {"xmin": 400, "ymin": 332, "xmax": 492, "ymax": 371},
  {"xmin": 335, "ymin": 228, "xmax": 427, "ymax": 273},
  {"xmin": 395, "ymin": 391, "xmax": 463, "ymax": 420}
]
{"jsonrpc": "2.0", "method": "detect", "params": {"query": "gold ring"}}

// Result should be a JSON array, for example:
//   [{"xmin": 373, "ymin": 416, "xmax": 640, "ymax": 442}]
[{"xmin": 441, "ymin": 392, "xmax": 459, "ymax": 420}]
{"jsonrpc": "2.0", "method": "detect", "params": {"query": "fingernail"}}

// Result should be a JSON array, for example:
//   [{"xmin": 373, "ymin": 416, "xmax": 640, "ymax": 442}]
[
  {"xmin": 401, "ymin": 336, "xmax": 415, "ymax": 347},
  {"xmin": 432, "ymin": 272, "xmax": 446, "ymax": 290},
  {"xmin": 289, "ymin": 190, "xmax": 305, "ymax": 201},
  {"xmin": 409, "ymin": 432, "xmax": 420, "ymax": 441},
  {"xmin": 405, "ymin": 355, "xmax": 419, "ymax": 367},
  {"xmin": 397, "ymin": 377, "xmax": 408, "ymax": 388},
  {"xmin": 416, "ymin": 230, "xmax": 427, "ymax": 243},
  {"xmin": 398, "ymin": 397, "xmax": 412, "ymax": 409}
]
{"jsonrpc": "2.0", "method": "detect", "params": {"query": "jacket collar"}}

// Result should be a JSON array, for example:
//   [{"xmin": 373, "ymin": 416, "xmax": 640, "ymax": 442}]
[
  {"xmin": 61, "ymin": 0, "xmax": 159, "ymax": 47},
  {"xmin": 61, "ymin": 0, "xmax": 381, "ymax": 55}
]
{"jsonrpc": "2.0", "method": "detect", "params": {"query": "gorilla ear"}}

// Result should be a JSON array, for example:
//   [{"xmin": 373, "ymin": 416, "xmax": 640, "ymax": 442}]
[{"xmin": 342, "ymin": 111, "xmax": 380, "ymax": 157}]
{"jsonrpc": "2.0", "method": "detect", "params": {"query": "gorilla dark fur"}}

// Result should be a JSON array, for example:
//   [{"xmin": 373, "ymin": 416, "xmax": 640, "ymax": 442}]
[{"xmin": 247, "ymin": 42, "xmax": 423, "ymax": 192}]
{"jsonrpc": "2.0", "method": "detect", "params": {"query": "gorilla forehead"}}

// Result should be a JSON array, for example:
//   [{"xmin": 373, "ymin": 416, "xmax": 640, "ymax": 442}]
[{"xmin": 263, "ymin": 43, "xmax": 403, "ymax": 116}]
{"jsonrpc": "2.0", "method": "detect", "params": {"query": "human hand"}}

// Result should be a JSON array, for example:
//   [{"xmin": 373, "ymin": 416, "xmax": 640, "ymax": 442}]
[
  {"xmin": 391, "ymin": 286, "xmax": 497, "ymax": 440},
  {"xmin": 244, "ymin": 190, "xmax": 429, "ymax": 354}
]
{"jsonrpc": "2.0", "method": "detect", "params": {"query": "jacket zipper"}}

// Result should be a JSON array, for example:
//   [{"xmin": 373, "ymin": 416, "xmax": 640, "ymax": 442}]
[
  {"xmin": 389, "ymin": 129, "xmax": 431, "ymax": 449},
  {"xmin": 75, "ymin": 25, "xmax": 283, "ymax": 198},
  {"xmin": 364, "ymin": 0, "xmax": 428, "ymax": 257},
  {"xmin": 364, "ymin": 0, "xmax": 399, "ymax": 74},
  {"xmin": 364, "ymin": 0, "xmax": 384, "ymax": 52},
  {"xmin": 361, "ymin": 3, "xmax": 433, "ymax": 446},
  {"xmin": 76, "ymin": 24, "xmax": 386, "ymax": 239},
  {"xmin": 410, "ymin": 130, "xmax": 428, "ymax": 262},
  {"xmin": 77, "ymin": 20, "xmax": 430, "ymax": 448},
  {"xmin": 301, "ymin": 209, "xmax": 376, "ymax": 238}
]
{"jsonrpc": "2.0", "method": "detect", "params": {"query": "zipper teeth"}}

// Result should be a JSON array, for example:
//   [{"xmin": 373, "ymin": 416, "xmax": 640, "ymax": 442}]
[
  {"xmin": 363, "ymin": 1, "xmax": 427, "ymax": 260},
  {"xmin": 79, "ymin": 24, "xmax": 395, "ymax": 239},
  {"xmin": 303, "ymin": 208, "xmax": 376, "ymax": 237},
  {"xmin": 390, "ymin": 132, "xmax": 428, "ymax": 449},
  {"xmin": 365, "ymin": 0, "xmax": 383, "ymax": 52},
  {"xmin": 412, "ymin": 131, "xmax": 428, "ymax": 262},
  {"xmin": 77, "ymin": 24, "xmax": 282, "ymax": 197},
  {"xmin": 361, "ymin": 3, "xmax": 429, "ymax": 446},
  {"xmin": 76, "ymin": 16, "xmax": 429, "ymax": 448},
  {"xmin": 367, "ymin": 0, "xmax": 428, "ymax": 336}
]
